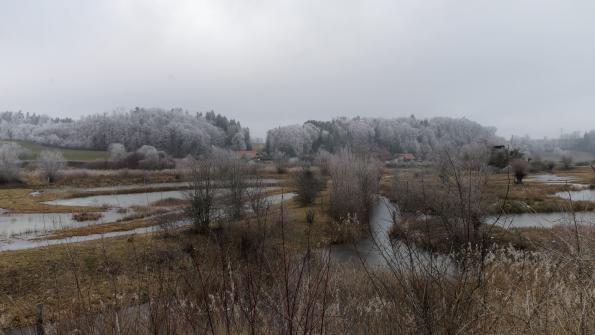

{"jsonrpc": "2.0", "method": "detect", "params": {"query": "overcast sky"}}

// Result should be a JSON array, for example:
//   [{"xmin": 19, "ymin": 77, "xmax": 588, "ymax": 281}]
[{"xmin": 2, "ymin": 0, "xmax": 595, "ymax": 139}]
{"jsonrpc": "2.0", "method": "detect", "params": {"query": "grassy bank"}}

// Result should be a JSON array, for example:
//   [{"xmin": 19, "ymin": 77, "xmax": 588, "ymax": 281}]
[{"xmin": 1, "ymin": 140, "xmax": 107, "ymax": 161}]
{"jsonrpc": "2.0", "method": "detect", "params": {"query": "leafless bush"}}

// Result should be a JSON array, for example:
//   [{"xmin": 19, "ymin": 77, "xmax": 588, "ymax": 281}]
[
  {"xmin": 107, "ymin": 143, "xmax": 127, "ymax": 163},
  {"xmin": 393, "ymin": 149, "xmax": 492, "ymax": 249},
  {"xmin": 511, "ymin": 158, "xmax": 528, "ymax": 184},
  {"xmin": 328, "ymin": 149, "xmax": 381, "ymax": 224},
  {"xmin": 246, "ymin": 174, "xmax": 271, "ymax": 226},
  {"xmin": 294, "ymin": 165, "xmax": 325, "ymax": 206},
  {"xmin": 38, "ymin": 150, "xmax": 66, "ymax": 183},
  {"xmin": 560, "ymin": 155, "xmax": 573, "ymax": 170},
  {"xmin": 314, "ymin": 149, "xmax": 332, "ymax": 175},
  {"xmin": 273, "ymin": 151, "xmax": 287, "ymax": 174},
  {"xmin": 215, "ymin": 149, "xmax": 251, "ymax": 219},
  {"xmin": 0, "ymin": 143, "xmax": 23, "ymax": 183},
  {"xmin": 185, "ymin": 156, "xmax": 219, "ymax": 233}
]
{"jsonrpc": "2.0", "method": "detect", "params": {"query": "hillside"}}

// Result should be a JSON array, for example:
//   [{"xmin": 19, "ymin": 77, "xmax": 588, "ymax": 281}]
[{"xmin": 1, "ymin": 140, "xmax": 107, "ymax": 161}]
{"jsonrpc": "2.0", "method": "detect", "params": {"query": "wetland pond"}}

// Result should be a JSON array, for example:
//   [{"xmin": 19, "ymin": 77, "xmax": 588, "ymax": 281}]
[
  {"xmin": 0, "ymin": 191, "xmax": 296, "ymax": 251},
  {"xmin": 488, "ymin": 211, "xmax": 595, "ymax": 228}
]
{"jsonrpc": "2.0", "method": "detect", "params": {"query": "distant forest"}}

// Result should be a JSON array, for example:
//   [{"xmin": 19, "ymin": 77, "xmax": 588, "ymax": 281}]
[
  {"xmin": 4, "ymin": 108, "xmax": 594, "ymax": 160},
  {"xmin": 0, "ymin": 109, "xmax": 250, "ymax": 157},
  {"xmin": 266, "ymin": 116, "xmax": 502, "ymax": 158}
]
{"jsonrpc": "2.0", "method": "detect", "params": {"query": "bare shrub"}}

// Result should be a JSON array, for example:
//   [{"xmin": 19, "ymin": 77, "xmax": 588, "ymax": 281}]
[
  {"xmin": 328, "ymin": 149, "xmax": 381, "ymax": 224},
  {"xmin": 294, "ymin": 166, "xmax": 325, "ymax": 206},
  {"xmin": 107, "ymin": 143, "xmax": 127, "ymax": 164},
  {"xmin": 246, "ymin": 174, "xmax": 271, "ymax": 226},
  {"xmin": 560, "ymin": 155, "xmax": 573, "ymax": 170},
  {"xmin": 314, "ymin": 149, "xmax": 332, "ymax": 175},
  {"xmin": 38, "ymin": 150, "xmax": 66, "ymax": 183},
  {"xmin": 511, "ymin": 158, "xmax": 528, "ymax": 184},
  {"xmin": 137, "ymin": 145, "xmax": 174, "ymax": 170},
  {"xmin": 185, "ymin": 156, "xmax": 219, "ymax": 233},
  {"xmin": 0, "ymin": 143, "xmax": 23, "ymax": 183},
  {"xmin": 273, "ymin": 151, "xmax": 287, "ymax": 174},
  {"xmin": 216, "ymin": 150, "xmax": 251, "ymax": 219},
  {"xmin": 393, "ymin": 148, "xmax": 492, "ymax": 248}
]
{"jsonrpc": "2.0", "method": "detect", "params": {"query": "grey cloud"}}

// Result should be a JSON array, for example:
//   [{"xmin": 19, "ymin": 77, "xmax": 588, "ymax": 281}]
[{"xmin": 2, "ymin": 0, "xmax": 595, "ymax": 138}]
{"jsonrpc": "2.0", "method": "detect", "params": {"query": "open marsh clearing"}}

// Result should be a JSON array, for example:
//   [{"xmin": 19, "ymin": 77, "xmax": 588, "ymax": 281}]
[{"xmin": 0, "ymin": 183, "xmax": 296, "ymax": 251}]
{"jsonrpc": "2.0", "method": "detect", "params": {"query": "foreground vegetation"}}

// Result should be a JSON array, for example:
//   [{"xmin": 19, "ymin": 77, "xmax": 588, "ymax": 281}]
[{"xmin": 0, "ymin": 146, "xmax": 594, "ymax": 334}]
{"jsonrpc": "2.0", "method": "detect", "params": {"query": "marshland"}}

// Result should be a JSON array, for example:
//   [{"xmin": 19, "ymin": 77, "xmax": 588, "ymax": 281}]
[
  {"xmin": 0, "ymin": 111, "xmax": 592, "ymax": 334},
  {"xmin": 3, "ymin": 1, "xmax": 595, "ymax": 334}
]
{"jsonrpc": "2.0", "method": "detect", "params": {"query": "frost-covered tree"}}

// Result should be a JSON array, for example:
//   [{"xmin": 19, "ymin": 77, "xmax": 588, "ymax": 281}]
[
  {"xmin": 0, "ymin": 109, "xmax": 250, "ymax": 157},
  {"xmin": 0, "ymin": 143, "xmax": 24, "ymax": 183},
  {"xmin": 134, "ymin": 145, "xmax": 173, "ymax": 170},
  {"xmin": 266, "ymin": 116, "xmax": 500, "ymax": 158},
  {"xmin": 266, "ymin": 123, "xmax": 320, "ymax": 157},
  {"xmin": 38, "ymin": 150, "xmax": 66, "ymax": 183},
  {"xmin": 511, "ymin": 159, "xmax": 529, "ymax": 184},
  {"xmin": 107, "ymin": 143, "xmax": 127, "ymax": 163},
  {"xmin": 328, "ymin": 149, "xmax": 381, "ymax": 223}
]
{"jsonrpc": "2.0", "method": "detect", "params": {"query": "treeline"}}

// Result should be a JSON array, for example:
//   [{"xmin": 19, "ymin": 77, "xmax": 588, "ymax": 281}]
[
  {"xmin": 266, "ymin": 116, "xmax": 501, "ymax": 158},
  {"xmin": 507, "ymin": 130, "xmax": 595, "ymax": 157},
  {"xmin": 0, "ymin": 109, "xmax": 251, "ymax": 157}
]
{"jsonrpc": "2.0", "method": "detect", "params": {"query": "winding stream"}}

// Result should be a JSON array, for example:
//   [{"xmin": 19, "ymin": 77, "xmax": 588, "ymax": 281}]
[{"xmin": 330, "ymin": 197, "xmax": 450, "ymax": 270}]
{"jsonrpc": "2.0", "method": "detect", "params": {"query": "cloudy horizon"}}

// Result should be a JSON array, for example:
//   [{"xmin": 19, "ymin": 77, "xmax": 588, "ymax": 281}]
[{"xmin": 2, "ymin": 0, "xmax": 595, "ymax": 139}]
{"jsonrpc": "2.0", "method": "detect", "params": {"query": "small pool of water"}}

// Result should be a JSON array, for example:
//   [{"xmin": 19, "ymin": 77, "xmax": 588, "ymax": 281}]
[
  {"xmin": 553, "ymin": 189, "xmax": 595, "ymax": 201},
  {"xmin": 0, "ymin": 209, "xmax": 126, "ymax": 238},
  {"xmin": 1, "ymin": 191, "xmax": 297, "ymax": 252},
  {"xmin": 61, "ymin": 179, "xmax": 282, "ymax": 193},
  {"xmin": 83, "ymin": 182, "xmax": 191, "ymax": 193},
  {"xmin": 525, "ymin": 174, "xmax": 581, "ymax": 184},
  {"xmin": 0, "ymin": 225, "xmax": 162, "ymax": 252},
  {"xmin": 44, "ymin": 190, "xmax": 189, "ymax": 208},
  {"xmin": 487, "ymin": 211, "xmax": 595, "ymax": 228}
]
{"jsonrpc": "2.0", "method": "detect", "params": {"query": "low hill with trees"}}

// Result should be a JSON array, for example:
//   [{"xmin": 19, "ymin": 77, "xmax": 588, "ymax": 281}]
[{"xmin": 0, "ymin": 108, "xmax": 250, "ymax": 157}]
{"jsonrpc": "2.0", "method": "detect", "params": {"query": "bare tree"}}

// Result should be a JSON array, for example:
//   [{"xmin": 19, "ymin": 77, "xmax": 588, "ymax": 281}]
[
  {"xmin": 185, "ymin": 156, "xmax": 219, "ymax": 233},
  {"xmin": 218, "ymin": 151, "xmax": 250, "ymax": 219},
  {"xmin": 246, "ymin": 174, "xmax": 270, "ymax": 226},
  {"xmin": 0, "ymin": 143, "xmax": 23, "ymax": 183},
  {"xmin": 107, "ymin": 143, "xmax": 127, "ymax": 164},
  {"xmin": 273, "ymin": 151, "xmax": 287, "ymax": 174},
  {"xmin": 328, "ymin": 149, "xmax": 381, "ymax": 224},
  {"xmin": 560, "ymin": 155, "xmax": 573, "ymax": 170},
  {"xmin": 394, "ymin": 147, "xmax": 492, "ymax": 247},
  {"xmin": 294, "ymin": 165, "xmax": 325, "ymax": 206},
  {"xmin": 511, "ymin": 158, "xmax": 528, "ymax": 184},
  {"xmin": 38, "ymin": 150, "xmax": 66, "ymax": 183}
]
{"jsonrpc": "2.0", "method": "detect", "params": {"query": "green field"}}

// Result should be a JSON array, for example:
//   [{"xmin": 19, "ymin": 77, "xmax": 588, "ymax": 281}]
[{"xmin": 1, "ymin": 140, "xmax": 107, "ymax": 161}]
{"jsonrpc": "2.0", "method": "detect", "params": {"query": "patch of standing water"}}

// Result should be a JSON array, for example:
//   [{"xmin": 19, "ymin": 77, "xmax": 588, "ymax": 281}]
[
  {"xmin": 487, "ymin": 211, "xmax": 595, "ymax": 228},
  {"xmin": 0, "ymin": 209, "xmax": 127, "ymax": 238},
  {"xmin": 0, "ymin": 192, "xmax": 296, "ymax": 252},
  {"xmin": 43, "ymin": 190, "xmax": 189, "ymax": 208},
  {"xmin": 554, "ymin": 189, "xmax": 595, "ymax": 201},
  {"xmin": 55, "ymin": 179, "xmax": 282, "ymax": 193},
  {"xmin": 0, "ymin": 225, "xmax": 164, "ymax": 252},
  {"xmin": 45, "ymin": 187, "xmax": 294, "ymax": 209},
  {"xmin": 525, "ymin": 174, "xmax": 581, "ymax": 184},
  {"xmin": 260, "ymin": 192, "xmax": 296, "ymax": 206}
]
